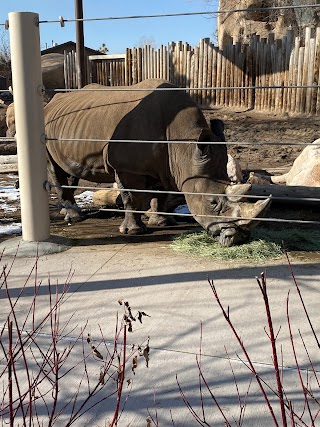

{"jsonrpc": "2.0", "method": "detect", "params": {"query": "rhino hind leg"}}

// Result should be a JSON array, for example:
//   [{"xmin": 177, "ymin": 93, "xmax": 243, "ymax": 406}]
[
  {"xmin": 47, "ymin": 154, "xmax": 83, "ymax": 223},
  {"xmin": 147, "ymin": 196, "xmax": 177, "ymax": 227}
]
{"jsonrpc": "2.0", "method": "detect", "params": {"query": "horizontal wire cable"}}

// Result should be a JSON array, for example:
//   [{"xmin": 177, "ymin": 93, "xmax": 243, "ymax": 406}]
[
  {"xmin": 34, "ymin": 4, "xmax": 320, "ymax": 24},
  {"xmin": 51, "ymin": 84, "xmax": 320, "ymax": 93},
  {"xmin": 98, "ymin": 207, "xmax": 320, "ymax": 225},
  {"xmin": 63, "ymin": 184, "xmax": 320, "ymax": 204},
  {"xmin": 45, "ymin": 137, "xmax": 319, "ymax": 147}
]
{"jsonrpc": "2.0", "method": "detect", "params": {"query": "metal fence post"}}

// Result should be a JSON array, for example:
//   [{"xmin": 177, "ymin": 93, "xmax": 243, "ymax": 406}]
[{"xmin": 8, "ymin": 12, "xmax": 50, "ymax": 242}]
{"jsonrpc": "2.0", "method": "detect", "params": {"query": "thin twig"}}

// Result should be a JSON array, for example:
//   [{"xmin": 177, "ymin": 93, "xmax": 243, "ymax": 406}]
[
  {"xmin": 256, "ymin": 272, "xmax": 287, "ymax": 427},
  {"xmin": 209, "ymin": 278, "xmax": 280, "ymax": 427}
]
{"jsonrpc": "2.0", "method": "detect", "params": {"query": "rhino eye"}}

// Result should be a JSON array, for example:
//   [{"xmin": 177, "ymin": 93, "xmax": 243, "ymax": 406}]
[{"xmin": 209, "ymin": 198, "xmax": 222, "ymax": 212}]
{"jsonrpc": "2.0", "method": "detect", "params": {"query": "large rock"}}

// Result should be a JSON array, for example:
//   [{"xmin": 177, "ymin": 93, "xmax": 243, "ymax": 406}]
[
  {"xmin": 218, "ymin": 0, "xmax": 298, "ymax": 48},
  {"xmin": 93, "ymin": 185, "xmax": 122, "ymax": 207},
  {"xmin": 249, "ymin": 139, "xmax": 320, "ymax": 187}
]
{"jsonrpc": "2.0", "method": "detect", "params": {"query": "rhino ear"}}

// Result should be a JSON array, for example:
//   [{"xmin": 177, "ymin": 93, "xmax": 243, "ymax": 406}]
[
  {"xmin": 226, "ymin": 183, "xmax": 252, "ymax": 202},
  {"xmin": 210, "ymin": 119, "xmax": 226, "ymax": 142},
  {"xmin": 196, "ymin": 128, "xmax": 212, "ymax": 154},
  {"xmin": 197, "ymin": 128, "xmax": 213, "ymax": 142}
]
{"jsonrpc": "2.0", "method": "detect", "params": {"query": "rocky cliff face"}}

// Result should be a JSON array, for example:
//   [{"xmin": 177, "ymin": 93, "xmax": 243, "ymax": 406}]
[{"xmin": 218, "ymin": 0, "xmax": 299, "ymax": 48}]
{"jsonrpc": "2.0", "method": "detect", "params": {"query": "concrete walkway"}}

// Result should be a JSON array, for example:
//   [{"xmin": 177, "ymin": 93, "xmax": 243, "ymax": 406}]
[{"xmin": 1, "ymin": 238, "xmax": 320, "ymax": 426}]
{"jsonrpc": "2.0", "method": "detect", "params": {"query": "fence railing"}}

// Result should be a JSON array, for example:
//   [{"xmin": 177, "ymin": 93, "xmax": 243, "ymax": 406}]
[
  {"xmin": 7, "ymin": 11, "xmax": 320, "ymax": 247},
  {"xmin": 64, "ymin": 25, "xmax": 320, "ymax": 115}
]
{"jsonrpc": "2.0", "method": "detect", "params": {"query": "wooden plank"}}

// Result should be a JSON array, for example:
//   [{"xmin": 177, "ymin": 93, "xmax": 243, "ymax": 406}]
[
  {"xmin": 189, "ymin": 49, "xmax": 195, "ymax": 100},
  {"xmin": 198, "ymin": 39, "xmax": 204, "ymax": 104},
  {"xmin": 137, "ymin": 48, "xmax": 142, "ymax": 82},
  {"xmin": 159, "ymin": 45, "xmax": 163, "ymax": 79},
  {"xmin": 275, "ymin": 40, "xmax": 283, "ymax": 113},
  {"xmin": 301, "ymin": 26, "xmax": 311, "ymax": 113},
  {"xmin": 282, "ymin": 30, "xmax": 292, "ymax": 112},
  {"xmin": 239, "ymin": 50, "xmax": 245, "ymax": 108},
  {"xmin": 206, "ymin": 42, "xmax": 213, "ymax": 106},
  {"xmin": 215, "ymin": 47, "xmax": 222, "ymax": 106},
  {"xmin": 182, "ymin": 42, "xmax": 188, "ymax": 88},
  {"xmin": 168, "ymin": 42, "xmax": 175, "ymax": 83},
  {"xmin": 186, "ymin": 49, "xmax": 191, "ymax": 90},
  {"xmin": 125, "ymin": 48, "xmax": 131, "ymax": 86},
  {"xmin": 286, "ymin": 41, "xmax": 294, "ymax": 113},
  {"xmin": 249, "ymin": 184, "xmax": 320, "ymax": 206},
  {"xmin": 225, "ymin": 38, "xmax": 232, "ymax": 107},
  {"xmin": 312, "ymin": 27, "xmax": 320, "ymax": 114},
  {"xmin": 148, "ymin": 47, "xmax": 152, "ymax": 80},
  {"xmin": 220, "ymin": 44, "xmax": 227, "ymax": 106},
  {"xmin": 290, "ymin": 37, "xmax": 300, "ymax": 112},
  {"xmin": 306, "ymin": 37, "xmax": 315, "ymax": 114},
  {"xmin": 202, "ymin": 38, "xmax": 210, "ymax": 106},
  {"xmin": 253, "ymin": 36, "xmax": 261, "ymax": 110},
  {"xmin": 0, "ymin": 163, "xmax": 18, "ymax": 174},
  {"xmin": 211, "ymin": 46, "xmax": 218, "ymax": 106},
  {"xmin": 244, "ymin": 44, "xmax": 250, "ymax": 108},
  {"xmin": 193, "ymin": 45, "xmax": 200, "ymax": 104},
  {"xmin": 295, "ymin": 46, "xmax": 305, "ymax": 113}
]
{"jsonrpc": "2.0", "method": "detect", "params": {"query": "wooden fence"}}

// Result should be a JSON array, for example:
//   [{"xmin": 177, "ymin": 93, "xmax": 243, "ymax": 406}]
[{"xmin": 64, "ymin": 25, "xmax": 320, "ymax": 115}]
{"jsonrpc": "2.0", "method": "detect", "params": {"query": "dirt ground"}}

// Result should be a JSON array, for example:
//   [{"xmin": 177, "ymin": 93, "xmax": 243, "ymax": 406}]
[{"xmin": 1, "ymin": 107, "xmax": 320, "ymax": 245}]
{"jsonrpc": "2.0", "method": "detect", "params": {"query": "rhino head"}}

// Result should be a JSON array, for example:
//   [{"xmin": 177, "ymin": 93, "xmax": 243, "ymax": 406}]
[
  {"xmin": 170, "ymin": 128, "xmax": 271, "ymax": 247},
  {"xmin": 184, "ymin": 180, "xmax": 270, "ymax": 246}
]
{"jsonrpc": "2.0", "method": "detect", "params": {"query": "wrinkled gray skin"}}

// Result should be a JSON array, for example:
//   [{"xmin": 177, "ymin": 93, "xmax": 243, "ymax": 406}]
[
  {"xmin": 6, "ymin": 54, "xmax": 65, "ymax": 137},
  {"xmin": 41, "ymin": 53, "xmax": 65, "ymax": 100},
  {"xmin": 45, "ymin": 79, "xmax": 270, "ymax": 246}
]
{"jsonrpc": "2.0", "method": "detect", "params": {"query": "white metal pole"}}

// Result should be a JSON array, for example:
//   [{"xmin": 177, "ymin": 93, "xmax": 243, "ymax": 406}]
[{"xmin": 8, "ymin": 12, "xmax": 50, "ymax": 242}]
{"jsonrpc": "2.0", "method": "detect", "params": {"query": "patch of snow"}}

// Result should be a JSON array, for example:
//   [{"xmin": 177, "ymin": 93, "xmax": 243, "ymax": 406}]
[
  {"xmin": 75, "ymin": 191, "xmax": 94, "ymax": 207},
  {"xmin": 0, "ymin": 184, "xmax": 20, "ymax": 213},
  {"xmin": 0, "ymin": 185, "xmax": 20, "ymax": 201},
  {"xmin": 0, "ymin": 202, "xmax": 17, "ymax": 212},
  {"xmin": 0, "ymin": 222, "xmax": 22, "ymax": 236}
]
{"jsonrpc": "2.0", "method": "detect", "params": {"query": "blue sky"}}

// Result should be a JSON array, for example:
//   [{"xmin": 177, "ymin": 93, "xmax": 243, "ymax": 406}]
[{"xmin": 1, "ymin": 1, "xmax": 219, "ymax": 54}]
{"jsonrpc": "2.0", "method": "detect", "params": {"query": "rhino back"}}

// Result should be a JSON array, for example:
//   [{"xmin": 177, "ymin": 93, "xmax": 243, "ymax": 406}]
[{"xmin": 45, "ymin": 79, "xmax": 210, "ymax": 182}]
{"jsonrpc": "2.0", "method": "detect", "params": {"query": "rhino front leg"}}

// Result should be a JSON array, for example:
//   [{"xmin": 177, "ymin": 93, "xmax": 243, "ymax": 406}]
[
  {"xmin": 47, "ymin": 155, "xmax": 83, "ymax": 223},
  {"xmin": 115, "ymin": 173, "xmax": 148, "ymax": 235}
]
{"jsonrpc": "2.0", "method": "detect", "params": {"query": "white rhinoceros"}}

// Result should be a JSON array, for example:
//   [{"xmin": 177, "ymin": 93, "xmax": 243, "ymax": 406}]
[
  {"xmin": 44, "ymin": 78, "xmax": 270, "ymax": 246},
  {"xmin": 41, "ymin": 53, "xmax": 65, "ymax": 95}
]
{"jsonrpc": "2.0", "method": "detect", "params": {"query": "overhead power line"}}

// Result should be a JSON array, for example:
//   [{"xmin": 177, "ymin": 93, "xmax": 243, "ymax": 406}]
[{"xmin": 34, "ymin": 4, "xmax": 320, "ymax": 25}]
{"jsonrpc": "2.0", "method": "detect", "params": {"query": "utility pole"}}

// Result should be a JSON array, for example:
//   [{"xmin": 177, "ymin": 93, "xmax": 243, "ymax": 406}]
[{"xmin": 74, "ymin": 0, "xmax": 86, "ymax": 88}]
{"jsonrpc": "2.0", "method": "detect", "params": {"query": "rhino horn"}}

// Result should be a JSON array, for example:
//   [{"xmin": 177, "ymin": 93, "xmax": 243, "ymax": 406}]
[
  {"xmin": 238, "ymin": 198, "xmax": 271, "ymax": 228},
  {"xmin": 225, "ymin": 183, "xmax": 251, "ymax": 202}
]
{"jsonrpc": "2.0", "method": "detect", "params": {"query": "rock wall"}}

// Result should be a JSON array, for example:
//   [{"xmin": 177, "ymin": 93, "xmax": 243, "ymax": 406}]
[{"xmin": 218, "ymin": 0, "xmax": 298, "ymax": 48}]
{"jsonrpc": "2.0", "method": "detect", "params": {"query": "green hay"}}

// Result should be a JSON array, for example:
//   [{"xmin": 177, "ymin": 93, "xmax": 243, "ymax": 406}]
[{"xmin": 170, "ymin": 228, "xmax": 320, "ymax": 261}]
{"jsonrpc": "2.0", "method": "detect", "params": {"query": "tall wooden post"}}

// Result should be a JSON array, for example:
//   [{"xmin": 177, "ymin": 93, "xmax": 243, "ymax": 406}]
[{"xmin": 75, "ymin": 0, "xmax": 86, "ymax": 88}]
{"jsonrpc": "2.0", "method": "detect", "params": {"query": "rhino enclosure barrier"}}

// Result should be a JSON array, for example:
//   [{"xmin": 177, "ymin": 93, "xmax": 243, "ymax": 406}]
[
  {"xmin": 8, "ymin": 12, "xmax": 50, "ymax": 242},
  {"xmin": 5, "ymin": 8, "xmax": 320, "ymax": 246}
]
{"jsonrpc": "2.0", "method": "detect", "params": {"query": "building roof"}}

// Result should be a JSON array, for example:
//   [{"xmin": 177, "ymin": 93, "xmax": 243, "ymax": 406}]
[{"xmin": 41, "ymin": 41, "xmax": 103, "ymax": 56}]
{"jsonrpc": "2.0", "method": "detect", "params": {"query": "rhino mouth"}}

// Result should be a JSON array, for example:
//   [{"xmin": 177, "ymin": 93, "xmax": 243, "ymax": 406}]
[{"xmin": 217, "ymin": 225, "xmax": 250, "ymax": 247}]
